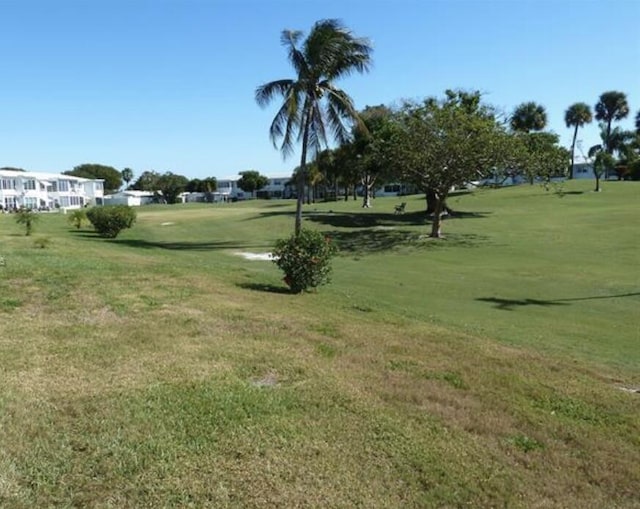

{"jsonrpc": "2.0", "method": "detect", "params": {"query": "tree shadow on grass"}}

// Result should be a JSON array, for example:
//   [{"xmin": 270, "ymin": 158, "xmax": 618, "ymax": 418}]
[
  {"xmin": 237, "ymin": 282, "xmax": 291, "ymax": 294},
  {"xmin": 477, "ymin": 292, "xmax": 640, "ymax": 311},
  {"xmin": 306, "ymin": 211, "xmax": 427, "ymax": 229},
  {"xmin": 71, "ymin": 230, "xmax": 101, "ymax": 238},
  {"xmin": 109, "ymin": 239, "xmax": 267, "ymax": 251},
  {"xmin": 328, "ymin": 229, "xmax": 490, "ymax": 254},
  {"xmin": 306, "ymin": 209, "xmax": 489, "ymax": 229},
  {"xmin": 476, "ymin": 297, "xmax": 569, "ymax": 311}
]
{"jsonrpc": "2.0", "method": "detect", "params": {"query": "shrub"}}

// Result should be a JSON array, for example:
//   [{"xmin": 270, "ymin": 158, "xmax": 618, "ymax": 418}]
[
  {"xmin": 67, "ymin": 209, "xmax": 87, "ymax": 229},
  {"xmin": 15, "ymin": 208, "xmax": 39, "ymax": 236},
  {"xmin": 33, "ymin": 237, "xmax": 51, "ymax": 249},
  {"xmin": 86, "ymin": 205, "xmax": 137, "ymax": 238},
  {"xmin": 272, "ymin": 229, "xmax": 338, "ymax": 293}
]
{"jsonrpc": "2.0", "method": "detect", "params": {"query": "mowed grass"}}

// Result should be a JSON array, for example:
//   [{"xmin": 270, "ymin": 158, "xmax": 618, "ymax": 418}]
[{"xmin": 0, "ymin": 180, "xmax": 638, "ymax": 508}]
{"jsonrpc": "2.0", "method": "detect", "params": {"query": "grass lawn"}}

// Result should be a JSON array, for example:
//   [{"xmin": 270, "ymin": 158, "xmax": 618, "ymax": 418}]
[{"xmin": 1, "ymin": 180, "xmax": 638, "ymax": 507}]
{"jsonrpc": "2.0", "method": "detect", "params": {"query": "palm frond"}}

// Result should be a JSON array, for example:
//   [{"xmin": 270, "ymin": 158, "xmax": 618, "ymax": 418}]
[
  {"xmin": 588, "ymin": 144, "xmax": 602, "ymax": 159},
  {"xmin": 323, "ymin": 85, "xmax": 360, "ymax": 145},
  {"xmin": 280, "ymin": 29, "xmax": 308, "ymax": 77},
  {"xmin": 255, "ymin": 79, "xmax": 295, "ymax": 108},
  {"xmin": 269, "ymin": 86, "xmax": 304, "ymax": 157}
]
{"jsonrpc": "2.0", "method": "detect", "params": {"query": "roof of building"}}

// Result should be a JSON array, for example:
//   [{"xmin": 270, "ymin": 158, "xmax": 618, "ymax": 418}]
[{"xmin": 0, "ymin": 169, "xmax": 104, "ymax": 182}]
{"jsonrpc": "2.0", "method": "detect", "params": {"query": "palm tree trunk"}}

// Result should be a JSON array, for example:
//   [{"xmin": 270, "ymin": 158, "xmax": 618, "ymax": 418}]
[
  {"xmin": 605, "ymin": 120, "xmax": 613, "ymax": 154},
  {"xmin": 569, "ymin": 125, "xmax": 578, "ymax": 179},
  {"xmin": 295, "ymin": 114, "xmax": 311, "ymax": 236}
]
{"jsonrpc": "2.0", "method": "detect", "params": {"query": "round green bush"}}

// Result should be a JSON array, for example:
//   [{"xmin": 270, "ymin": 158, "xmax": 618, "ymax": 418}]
[
  {"xmin": 272, "ymin": 229, "xmax": 338, "ymax": 294},
  {"xmin": 86, "ymin": 205, "xmax": 136, "ymax": 238}
]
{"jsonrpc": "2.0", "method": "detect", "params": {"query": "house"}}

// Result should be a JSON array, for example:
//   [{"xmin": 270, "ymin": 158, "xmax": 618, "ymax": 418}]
[
  {"xmin": 216, "ymin": 175, "xmax": 292, "ymax": 200},
  {"xmin": 103, "ymin": 190, "xmax": 155, "ymax": 206},
  {"xmin": 571, "ymin": 162, "xmax": 621, "ymax": 180},
  {"xmin": 255, "ymin": 176, "xmax": 292, "ymax": 199},
  {"xmin": 216, "ymin": 179, "xmax": 245, "ymax": 200},
  {"xmin": 0, "ymin": 169, "xmax": 104, "ymax": 211},
  {"xmin": 374, "ymin": 183, "xmax": 418, "ymax": 197}
]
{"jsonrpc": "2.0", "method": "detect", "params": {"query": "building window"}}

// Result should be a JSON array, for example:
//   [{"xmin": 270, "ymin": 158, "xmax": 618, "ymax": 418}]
[
  {"xmin": 2, "ymin": 179, "xmax": 16, "ymax": 190},
  {"xmin": 23, "ymin": 197, "xmax": 38, "ymax": 209},
  {"xmin": 23, "ymin": 179, "xmax": 36, "ymax": 190},
  {"xmin": 57, "ymin": 180, "xmax": 70, "ymax": 192}
]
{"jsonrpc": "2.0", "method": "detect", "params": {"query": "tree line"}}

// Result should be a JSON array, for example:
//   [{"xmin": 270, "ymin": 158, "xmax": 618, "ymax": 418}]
[
  {"xmin": 58, "ymin": 165, "xmax": 273, "ymax": 204},
  {"xmin": 256, "ymin": 19, "xmax": 640, "ymax": 237}
]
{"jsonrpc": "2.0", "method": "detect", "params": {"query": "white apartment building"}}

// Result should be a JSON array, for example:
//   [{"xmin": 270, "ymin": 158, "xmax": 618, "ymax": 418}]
[{"xmin": 0, "ymin": 169, "xmax": 104, "ymax": 211}]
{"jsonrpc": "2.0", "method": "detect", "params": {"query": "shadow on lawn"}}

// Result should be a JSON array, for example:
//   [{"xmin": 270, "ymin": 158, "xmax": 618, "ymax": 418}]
[
  {"xmin": 305, "ymin": 210, "xmax": 489, "ymax": 229},
  {"xmin": 109, "ymin": 239, "xmax": 266, "ymax": 251},
  {"xmin": 477, "ymin": 292, "xmax": 640, "ymax": 311},
  {"xmin": 237, "ymin": 282, "xmax": 291, "ymax": 294},
  {"xmin": 307, "ymin": 211, "xmax": 426, "ymax": 228},
  {"xmin": 328, "ymin": 229, "xmax": 490, "ymax": 254}
]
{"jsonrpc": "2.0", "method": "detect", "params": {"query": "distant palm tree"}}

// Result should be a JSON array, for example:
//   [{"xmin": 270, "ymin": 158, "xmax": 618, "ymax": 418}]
[
  {"xmin": 564, "ymin": 102, "xmax": 592, "ymax": 179},
  {"xmin": 256, "ymin": 19, "xmax": 373, "ymax": 235},
  {"xmin": 595, "ymin": 91, "xmax": 629, "ymax": 154},
  {"xmin": 510, "ymin": 102, "xmax": 548, "ymax": 133}
]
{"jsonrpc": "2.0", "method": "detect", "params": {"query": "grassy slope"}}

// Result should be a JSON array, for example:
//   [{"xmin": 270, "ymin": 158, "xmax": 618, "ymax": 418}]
[{"xmin": 0, "ymin": 180, "xmax": 638, "ymax": 508}]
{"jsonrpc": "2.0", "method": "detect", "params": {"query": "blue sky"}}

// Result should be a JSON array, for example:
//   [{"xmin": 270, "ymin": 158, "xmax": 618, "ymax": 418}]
[{"xmin": 1, "ymin": 0, "xmax": 638, "ymax": 179}]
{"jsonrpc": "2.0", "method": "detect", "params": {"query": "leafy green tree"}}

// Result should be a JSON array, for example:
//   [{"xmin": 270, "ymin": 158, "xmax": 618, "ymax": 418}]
[
  {"xmin": 131, "ymin": 170, "xmax": 161, "ymax": 191},
  {"xmin": 592, "ymin": 150, "xmax": 614, "ymax": 192},
  {"xmin": 513, "ymin": 132, "xmax": 570, "ymax": 184},
  {"xmin": 155, "ymin": 172, "xmax": 189, "ymax": 204},
  {"xmin": 15, "ymin": 208, "xmax": 39, "ymax": 236},
  {"xmin": 186, "ymin": 177, "xmax": 218, "ymax": 201},
  {"xmin": 121, "ymin": 168, "xmax": 134, "ymax": 189},
  {"xmin": 186, "ymin": 177, "xmax": 217, "ymax": 193},
  {"xmin": 510, "ymin": 102, "xmax": 548, "ymax": 133},
  {"xmin": 314, "ymin": 149, "xmax": 340, "ymax": 201},
  {"xmin": 65, "ymin": 164, "xmax": 122, "ymax": 193},
  {"xmin": 565, "ymin": 102, "xmax": 592, "ymax": 179},
  {"xmin": 610, "ymin": 128, "xmax": 639, "ymax": 180},
  {"xmin": 386, "ymin": 91, "xmax": 514, "ymax": 238},
  {"xmin": 595, "ymin": 91, "xmax": 630, "ymax": 154},
  {"xmin": 350, "ymin": 105, "xmax": 396, "ymax": 208},
  {"xmin": 237, "ymin": 170, "xmax": 269, "ymax": 198},
  {"xmin": 256, "ymin": 19, "xmax": 373, "ymax": 235},
  {"xmin": 186, "ymin": 178, "xmax": 202, "ymax": 193},
  {"xmin": 67, "ymin": 209, "xmax": 87, "ymax": 229},
  {"xmin": 292, "ymin": 162, "xmax": 325, "ymax": 203},
  {"xmin": 334, "ymin": 143, "xmax": 361, "ymax": 201},
  {"xmin": 635, "ymin": 111, "xmax": 640, "ymax": 134}
]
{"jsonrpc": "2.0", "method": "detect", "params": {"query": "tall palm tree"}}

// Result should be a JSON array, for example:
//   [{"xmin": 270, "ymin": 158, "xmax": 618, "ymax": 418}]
[
  {"xmin": 256, "ymin": 19, "xmax": 373, "ymax": 235},
  {"xmin": 564, "ymin": 102, "xmax": 592, "ymax": 179},
  {"xmin": 595, "ymin": 91, "xmax": 629, "ymax": 154},
  {"xmin": 510, "ymin": 102, "xmax": 548, "ymax": 133}
]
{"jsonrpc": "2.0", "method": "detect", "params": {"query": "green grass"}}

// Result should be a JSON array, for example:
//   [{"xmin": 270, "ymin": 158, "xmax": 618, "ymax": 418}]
[{"xmin": 1, "ymin": 180, "xmax": 639, "ymax": 507}]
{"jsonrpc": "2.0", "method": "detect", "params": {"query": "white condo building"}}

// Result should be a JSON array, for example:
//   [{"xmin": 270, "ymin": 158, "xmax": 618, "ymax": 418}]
[{"xmin": 0, "ymin": 169, "xmax": 104, "ymax": 211}]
